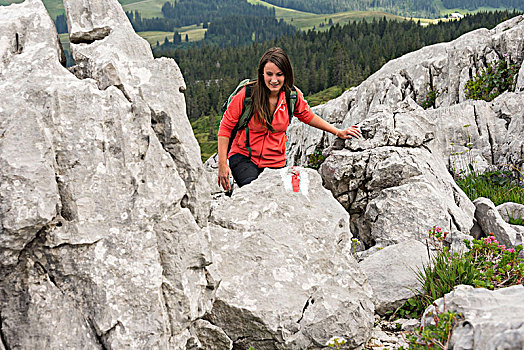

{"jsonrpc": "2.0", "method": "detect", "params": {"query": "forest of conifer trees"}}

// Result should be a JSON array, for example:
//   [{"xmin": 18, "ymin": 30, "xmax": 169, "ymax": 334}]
[{"xmin": 154, "ymin": 10, "xmax": 520, "ymax": 122}]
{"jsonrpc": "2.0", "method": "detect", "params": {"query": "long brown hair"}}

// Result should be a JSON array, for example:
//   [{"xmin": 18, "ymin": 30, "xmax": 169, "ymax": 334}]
[{"xmin": 250, "ymin": 47, "xmax": 294, "ymax": 130}]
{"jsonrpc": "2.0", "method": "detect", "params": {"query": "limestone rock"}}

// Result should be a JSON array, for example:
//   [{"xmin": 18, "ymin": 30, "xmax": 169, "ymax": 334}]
[
  {"xmin": 497, "ymin": 202, "xmax": 524, "ymax": 223},
  {"xmin": 0, "ymin": 1, "xmax": 213, "ymax": 348},
  {"xmin": 286, "ymin": 97, "xmax": 348, "ymax": 166},
  {"xmin": 207, "ymin": 168, "xmax": 374, "ymax": 349},
  {"xmin": 490, "ymin": 92, "xmax": 524, "ymax": 169},
  {"xmin": 517, "ymin": 64, "xmax": 524, "ymax": 91},
  {"xmin": 319, "ymin": 109, "xmax": 475, "ymax": 248},
  {"xmin": 189, "ymin": 320, "xmax": 233, "ymax": 350},
  {"xmin": 473, "ymin": 197, "xmax": 519, "ymax": 247},
  {"xmin": 64, "ymin": 0, "xmax": 211, "ymax": 225},
  {"xmin": 286, "ymin": 16, "xmax": 524, "ymax": 255},
  {"xmin": 360, "ymin": 240, "xmax": 430, "ymax": 315},
  {"xmin": 365, "ymin": 315, "xmax": 410, "ymax": 349},
  {"xmin": 422, "ymin": 285, "xmax": 524, "ymax": 350},
  {"xmin": 287, "ymin": 16, "xmax": 524, "ymax": 167}
]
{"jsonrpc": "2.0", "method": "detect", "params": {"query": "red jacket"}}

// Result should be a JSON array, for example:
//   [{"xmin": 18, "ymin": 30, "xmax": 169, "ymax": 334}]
[{"xmin": 218, "ymin": 86, "xmax": 315, "ymax": 168}]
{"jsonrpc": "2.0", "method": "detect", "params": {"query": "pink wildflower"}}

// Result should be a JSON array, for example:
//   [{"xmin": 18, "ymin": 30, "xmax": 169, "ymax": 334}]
[
  {"xmin": 435, "ymin": 226, "xmax": 442, "ymax": 233},
  {"xmin": 508, "ymin": 248, "xmax": 516, "ymax": 253},
  {"xmin": 498, "ymin": 244, "xmax": 506, "ymax": 250}
]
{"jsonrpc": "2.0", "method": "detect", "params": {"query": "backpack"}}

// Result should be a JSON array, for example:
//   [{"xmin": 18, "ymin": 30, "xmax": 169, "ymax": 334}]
[{"xmin": 221, "ymin": 79, "xmax": 297, "ymax": 159}]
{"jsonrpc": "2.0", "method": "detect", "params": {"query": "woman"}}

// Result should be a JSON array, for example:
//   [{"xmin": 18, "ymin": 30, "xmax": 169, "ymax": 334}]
[{"xmin": 218, "ymin": 47, "xmax": 361, "ymax": 192}]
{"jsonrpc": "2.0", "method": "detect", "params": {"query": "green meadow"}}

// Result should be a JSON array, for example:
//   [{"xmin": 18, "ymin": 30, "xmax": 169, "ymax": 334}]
[
  {"xmin": 139, "ymin": 25, "xmax": 206, "ymax": 46},
  {"xmin": 248, "ymin": 0, "xmax": 441, "ymax": 30},
  {"xmin": 1, "ymin": 0, "xmax": 515, "ymax": 46},
  {"xmin": 0, "ymin": 0, "xmax": 166, "ymax": 19}
]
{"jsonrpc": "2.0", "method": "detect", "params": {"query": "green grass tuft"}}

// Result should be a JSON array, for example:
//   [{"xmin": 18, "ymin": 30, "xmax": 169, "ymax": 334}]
[{"xmin": 455, "ymin": 170, "xmax": 524, "ymax": 206}]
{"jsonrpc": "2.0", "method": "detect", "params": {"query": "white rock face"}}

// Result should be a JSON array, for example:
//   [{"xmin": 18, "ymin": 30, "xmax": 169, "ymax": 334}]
[
  {"xmin": 474, "ymin": 197, "xmax": 521, "ymax": 247},
  {"xmin": 285, "ymin": 16, "xmax": 524, "ymax": 321},
  {"xmin": 288, "ymin": 15, "xmax": 524, "ymax": 250},
  {"xmin": 360, "ymin": 240, "xmax": 430, "ymax": 315},
  {"xmin": 319, "ymin": 108, "xmax": 475, "ymax": 248},
  {"xmin": 422, "ymin": 285, "xmax": 524, "ymax": 350},
  {"xmin": 207, "ymin": 168, "xmax": 374, "ymax": 349},
  {"xmin": 497, "ymin": 202, "xmax": 524, "ymax": 223},
  {"xmin": 0, "ymin": 1, "xmax": 213, "ymax": 349},
  {"xmin": 64, "ymin": 0, "xmax": 211, "ymax": 225}
]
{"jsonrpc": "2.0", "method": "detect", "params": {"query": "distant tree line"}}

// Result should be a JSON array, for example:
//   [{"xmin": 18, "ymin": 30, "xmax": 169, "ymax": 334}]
[
  {"xmin": 153, "ymin": 10, "xmax": 522, "ymax": 122},
  {"xmin": 261, "ymin": 0, "xmax": 441, "ymax": 17},
  {"xmin": 161, "ymin": 0, "xmax": 275, "ymax": 27},
  {"xmin": 157, "ymin": 15, "xmax": 297, "ymax": 49},
  {"xmin": 124, "ymin": 0, "xmax": 278, "ymax": 34},
  {"xmin": 204, "ymin": 16, "xmax": 297, "ymax": 47},
  {"xmin": 442, "ymin": 0, "xmax": 524, "ymax": 10},
  {"xmin": 125, "ymin": 10, "xmax": 179, "ymax": 32}
]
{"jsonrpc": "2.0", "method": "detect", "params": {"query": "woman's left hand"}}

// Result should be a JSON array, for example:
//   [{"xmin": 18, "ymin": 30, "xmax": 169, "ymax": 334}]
[{"xmin": 336, "ymin": 125, "xmax": 361, "ymax": 139}]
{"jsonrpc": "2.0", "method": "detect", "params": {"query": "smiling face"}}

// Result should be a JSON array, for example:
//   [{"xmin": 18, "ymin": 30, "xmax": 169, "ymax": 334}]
[{"xmin": 263, "ymin": 61, "xmax": 285, "ymax": 96}]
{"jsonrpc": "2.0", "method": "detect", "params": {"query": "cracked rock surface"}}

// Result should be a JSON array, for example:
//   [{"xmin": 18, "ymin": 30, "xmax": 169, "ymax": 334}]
[
  {"xmin": 319, "ymin": 106, "xmax": 475, "ymax": 248},
  {"xmin": 207, "ymin": 168, "xmax": 374, "ymax": 349},
  {"xmin": 64, "ymin": 0, "xmax": 211, "ymax": 226},
  {"xmin": 422, "ymin": 285, "xmax": 524, "ymax": 350},
  {"xmin": 1, "ymin": 1, "xmax": 213, "ymax": 348},
  {"xmin": 286, "ymin": 14, "xmax": 524, "ymax": 319},
  {"xmin": 288, "ymin": 15, "xmax": 524, "ymax": 250}
]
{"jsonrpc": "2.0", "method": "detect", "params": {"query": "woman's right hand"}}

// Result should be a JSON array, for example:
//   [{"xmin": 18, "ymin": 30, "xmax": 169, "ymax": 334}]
[{"xmin": 218, "ymin": 162, "xmax": 232, "ymax": 191}]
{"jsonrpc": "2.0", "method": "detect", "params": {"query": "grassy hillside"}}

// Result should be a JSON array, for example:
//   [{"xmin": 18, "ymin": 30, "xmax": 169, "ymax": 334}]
[
  {"xmin": 0, "ymin": 0, "xmax": 166, "ymax": 19},
  {"xmin": 119, "ymin": 0, "xmax": 166, "ymax": 18},
  {"xmin": 1, "ymin": 0, "xmax": 519, "ymax": 23},
  {"xmin": 139, "ymin": 25, "xmax": 206, "ymax": 46},
  {"xmin": 248, "ymin": 0, "xmax": 441, "ymax": 29}
]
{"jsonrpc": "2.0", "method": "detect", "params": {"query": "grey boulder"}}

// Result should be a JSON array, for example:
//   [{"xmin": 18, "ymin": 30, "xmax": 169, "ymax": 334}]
[
  {"xmin": 422, "ymin": 285, "xmax": 524, "ymax": 350},
  {"xmin": 0, "ymin": 1, "xmax": 214, "ymax": 349},
  {"xmin": 207, "ymin": 167, "xmax": 374, "ymax": 349},
  {"xmin": 360, "ymin": 240, "xmax": 430, "ymax": 315},
  {"xmin": 64, "ymin": 0, "xmax": 211, "ymax": 225},
  {"xmin": 319, "ymin": 109, "xmax": 475, "ymax": 249},
  {"xmin": 473, "ymin": 197, "xmax": 520, "ymax": 247}
]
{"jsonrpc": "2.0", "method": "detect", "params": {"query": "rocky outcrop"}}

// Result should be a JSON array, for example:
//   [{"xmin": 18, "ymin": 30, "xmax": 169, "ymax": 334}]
[
  {"xmin": 64, "ymin": 0, "xmax": 211, "ymax": 225},
  {"xmin": 286, "ymin": 14, "xmax": 524, "ymax": 320},
  {"xmin": 473, "ymin": 197, "xmax": 522, "ymax": 247},
  {"xmin": 207, "ymin": 168, "xmax": 374, "ymax": 349},
  {"xmin": 2, "ymin": 0, "xmax": 523, "ymax": 348},
  {"xmin": 497, "ymin": 202, "xmax": 524, "ymax": 223},
  {"xmin": 0, "ymin": 0, "xmax": 213, "ymax": 348},
  {"xmin": 360, "ymin": 240, "xmax": 429, "ymax": 315},
  {"xmin": 319, "ymin": 105, "xmax": 475, "ymax": 248},
  {"xmin": 422, "ymin": 285, "xmax": 524, "ymax": 350},
  {"xmin": 287, "ymin": 15, "xmax": 524, "ymax": 250}
]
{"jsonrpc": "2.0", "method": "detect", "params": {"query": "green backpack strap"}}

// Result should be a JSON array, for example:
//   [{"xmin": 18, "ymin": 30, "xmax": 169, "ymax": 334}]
[
  {"xmin": 241, "ymin": 84, "xmax": 253, "ymax": 159},
  {"xmin": 285, "ymin": 86, "xmax": 297, "ymax": 125},
  {"xmin": 224, "ymin": 81, "xmax": 255, "ymax": 158}
]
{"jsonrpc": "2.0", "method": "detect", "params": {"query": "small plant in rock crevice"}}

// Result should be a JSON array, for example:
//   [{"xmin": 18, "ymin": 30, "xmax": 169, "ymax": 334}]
[
  {"xmin": 306, "ymin": 148, "xmax": 327, "ymax": 170},
  {"xmin": 449, "ymin": 124, "xmax": 476, "ymax": 179},
  {"xmin": 464, "ymin": 54, "xmax": 520, "ymax": 102},
  {"xmin": 464, "ymin": 233, "xmax": 524, "ymax": 289},
  {"xmin": 450, "ymin": 124, "xmax": 524, "ymax": 206},
  {"xmin": 326, "ymin": 336, "xmax": 347, "ymax": 349},
  {"xmin": 508, "ymin": 213, "xmax": 524, "ymax": 226},
  {"xmin": 400, "ymin": 305, "xmax": 464, "ymax": 350},
  {"xmin": 420, "ymin": 84, "xmax": 441, "ymax": 109}
]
